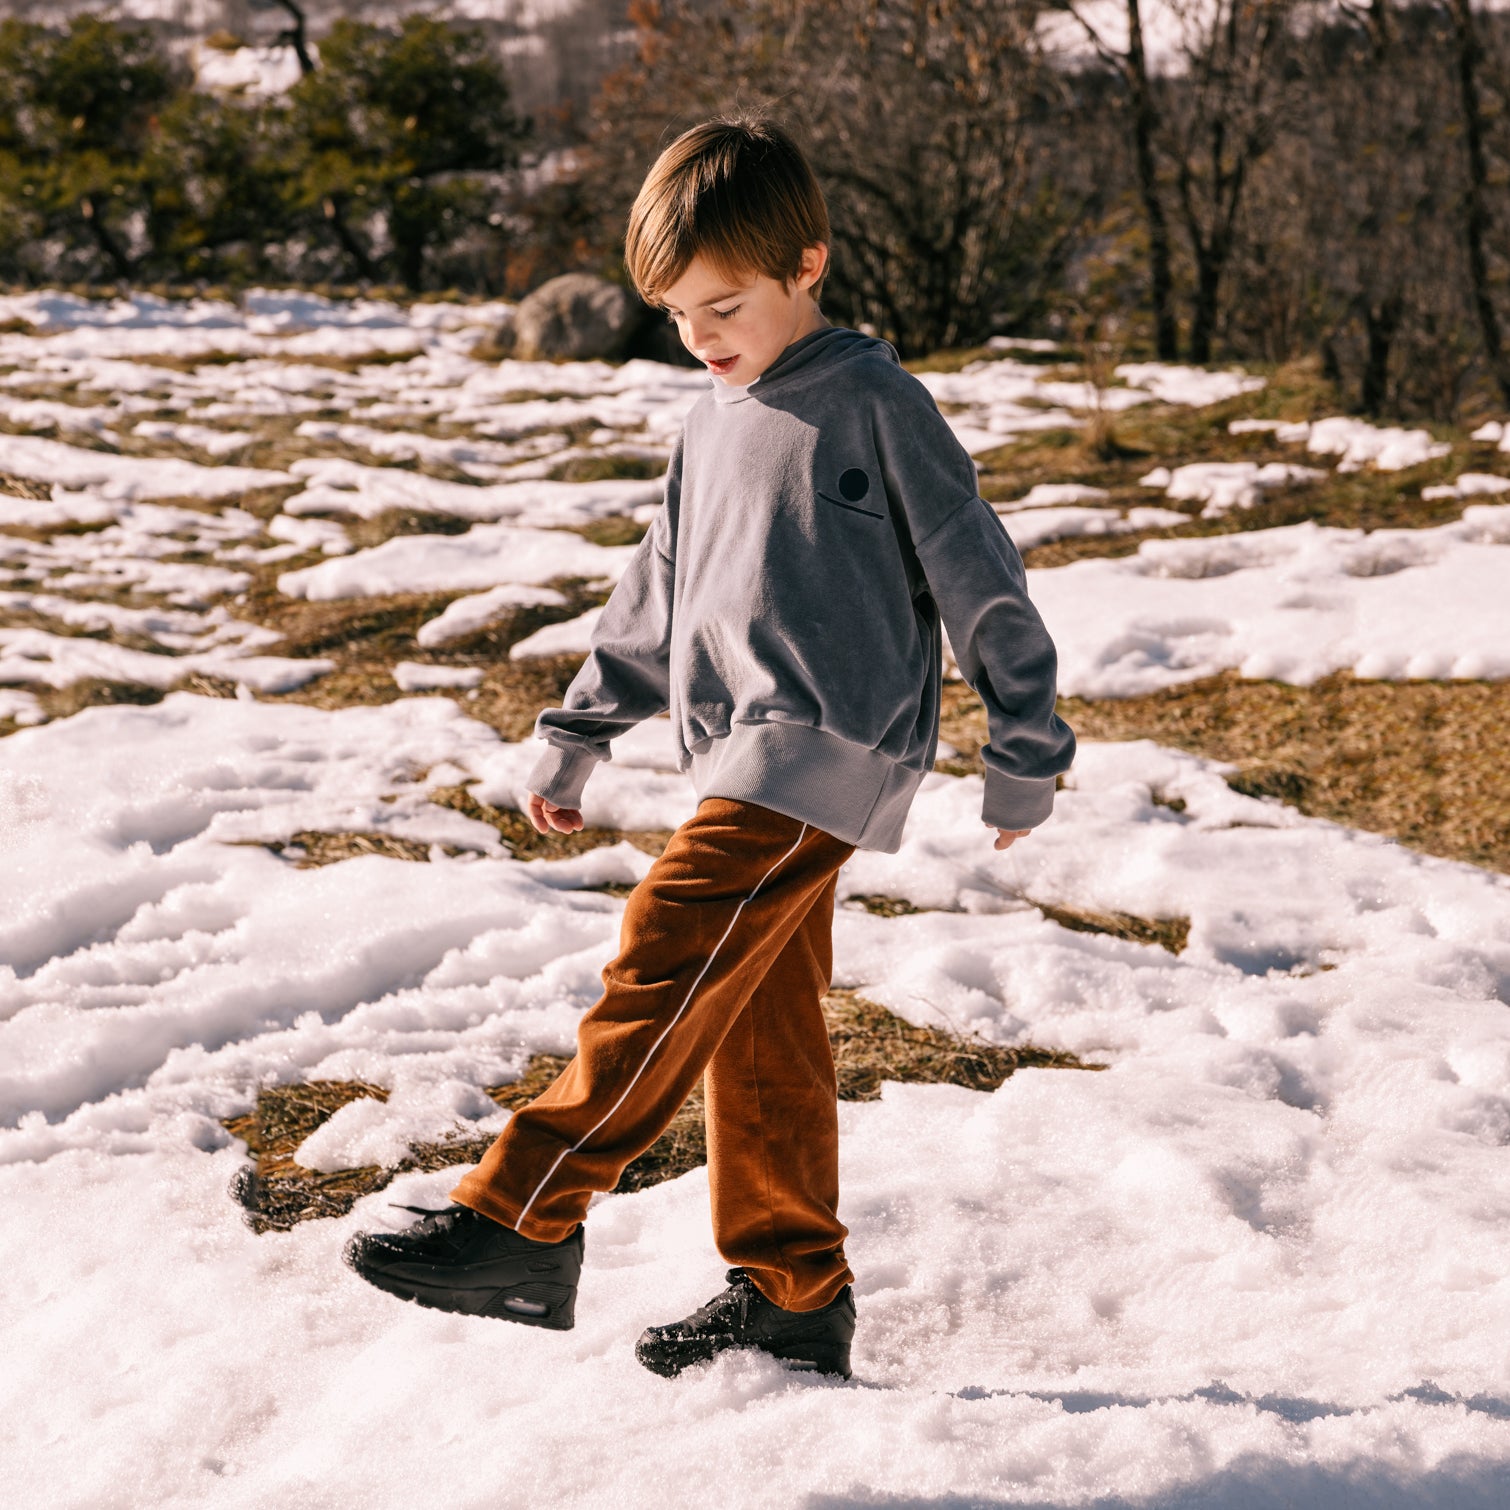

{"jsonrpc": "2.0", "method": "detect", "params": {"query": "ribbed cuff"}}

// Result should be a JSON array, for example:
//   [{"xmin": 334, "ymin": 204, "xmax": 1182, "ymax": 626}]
[
  {"xmin": 981, "ymin": 769, "xmax": 1056, "ymax": 831},
  {"xmin": 525, "ymin": 741, "xmax": 598, "ymax": 809}
]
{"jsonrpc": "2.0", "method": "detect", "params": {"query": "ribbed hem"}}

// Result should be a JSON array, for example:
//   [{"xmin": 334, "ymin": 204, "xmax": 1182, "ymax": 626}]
[
  {"xmin": 982, "ymin": 768, "xmax": 1057, "ymax": 831},
  {"xmin": 525, "ymin": 740, "xmax": 598, "ymax": 809},
  {"xmin": 689, "ymin": 722, "xmax": 927, "ymax": 853}
]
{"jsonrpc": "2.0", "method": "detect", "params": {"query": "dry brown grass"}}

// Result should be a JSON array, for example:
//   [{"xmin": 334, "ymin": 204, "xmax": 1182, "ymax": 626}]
[
  {"xmin": 845, "ymin": 892, "xmax": 1189, "ymax": 953},
  {"xmin": 254, "ymin": 831, "xmax": 441, "ymax": 866},
  {"xmin": 1057, "ymin": 672, "xmax": 1510, "ymax": 873},
  {"xmin": 0, "ymin": 471, "xmax": 52, "ymax": 500},
  {"xmin": 564, "ymin": 515, "xmax": 648, "ymax": 548},
  {"xmin": 958, "ymin": 354, "xmax": 1496, "ymax": 568},
  {"xmin": 945, "ymin": 676, "xmax": 1508, "ymax": 877},
  {"xmin": 428, "ymin": 782, "xmax": 671, "ymax": 860},
  {"xmin": 225, "ymin": 990, "xmax": 1101, "ymax": 1232},
  {"xmin": 126, "ymin": 349, "xmax": 422, "ymax": 374},
  {"xmin": 235, "ymin": 565, "xmax": 609, "ymax": 739}
]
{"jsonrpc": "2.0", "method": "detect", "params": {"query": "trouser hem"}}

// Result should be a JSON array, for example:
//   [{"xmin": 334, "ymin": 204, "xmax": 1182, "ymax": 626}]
[{"xmin": 449, "ymin": 1180, "xmax": 578, "ymax": 1245}]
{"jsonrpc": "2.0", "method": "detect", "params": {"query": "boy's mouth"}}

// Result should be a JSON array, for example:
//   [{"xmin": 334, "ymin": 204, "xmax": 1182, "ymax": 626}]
[{"xmin": 705, "ymin": 355, "xmax": 739, "ymax": 376}]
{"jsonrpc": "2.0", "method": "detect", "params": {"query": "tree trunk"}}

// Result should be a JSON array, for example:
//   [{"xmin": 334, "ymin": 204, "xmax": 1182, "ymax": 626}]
[
  {"xmin": 1188, "ymin": 248, "xmax": 1223, "ymax": 363},
  {"xmin": 272, "ymin": 0, "xmax": 316, "ymax": 76},
  {"xmin": 1127, "ymin": 0, "xmax": 1178, "ymax": 359},
  {"xmin": 1446, "ymin": 0, "xmax": 1510, "ymax": 406},
  {"xmin": 80, "ymin": 196, "xmax": 133, "ymax": 281},
  {"xmin": 323, "ymin": 197, "xmax": 378, "ymax": 282},
  {"xmin": 1361, "ymin": 293, "xmax": 1402, "ymax": 413}
]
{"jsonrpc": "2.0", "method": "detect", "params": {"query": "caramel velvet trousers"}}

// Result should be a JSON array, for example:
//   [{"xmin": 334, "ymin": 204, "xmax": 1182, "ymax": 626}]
[{"xmin": 451, "ymin": 798, "xmax": 857, "ymax": 1312}]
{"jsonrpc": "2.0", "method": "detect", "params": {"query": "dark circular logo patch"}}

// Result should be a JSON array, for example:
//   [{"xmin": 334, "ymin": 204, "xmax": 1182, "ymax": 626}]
[{"xmin": 838, "ymin": 468, "xmax": 870, "ymax": 502}]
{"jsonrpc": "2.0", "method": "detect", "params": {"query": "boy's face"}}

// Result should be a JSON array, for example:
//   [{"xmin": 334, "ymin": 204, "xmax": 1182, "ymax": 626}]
[{"xmin": 660, "ymin": 246, "xmax": 828, "ymax": 387}]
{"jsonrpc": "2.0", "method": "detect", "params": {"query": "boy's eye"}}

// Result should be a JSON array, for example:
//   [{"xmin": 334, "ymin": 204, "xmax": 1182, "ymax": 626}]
[{"xmin": 714, "ymin": 305, "xmax": 740, "ymax": 320}]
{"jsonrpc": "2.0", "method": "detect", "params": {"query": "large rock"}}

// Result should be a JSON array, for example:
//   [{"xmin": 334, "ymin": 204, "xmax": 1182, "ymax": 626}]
[{"xmin": 511, "ymin": 272, "xmax": 636, "ymax": 362}]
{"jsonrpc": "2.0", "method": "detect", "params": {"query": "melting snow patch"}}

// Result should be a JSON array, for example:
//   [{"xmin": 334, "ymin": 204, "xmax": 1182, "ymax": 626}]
[
  {"xmin": 1115, "ymin": 363, "xmax": 1268, "ymax": 407},
  {"xmin": 999, "ymin": 482, "xmax": 1112, "ymax": 510},
  {"xmin": 0, "ymin": 687, "xmax": 45, "ymax": 724},
  {"xmin": 1001, "ymin": 506, "xmax": 1186, "ymax": 551},
  {"xmin": 0, "ymin": 433, "xmax": 291, "ymax": 500},
  {"xmin": 393, "ymin": 662, "xmax": 484, "ymax": 693},
  {"xmin": 278, "ymin": 525, "xmax": 636, "ymax": 601},
  {"xmin": 1032, "ymin": 507, "xmax": 1510, "ymax": 695},
  {"xmin": 509, "ymin": 606, "xmax": 603, "ymax": 659},
  {"xmin": 1248, "ymin": 417, "xmax": 1454, "ymax": 473},
  {"xmin": 284, "ymin": 457, "xmax": 662, "ymax": 526},
  {"xmin": 416, "ymin": 584, "xmax": 568, "ymax": 648},
  {"xmin": 1421, "ymin": 473, "xmax": 1510, "ymax": 502},
  {"xmin": 0, "ymin": 627, "xmax": 331, "ymax": 693},
  {"xmin": 1147, "ymin": 461, "xmax": 1325, "ymax": 518}
]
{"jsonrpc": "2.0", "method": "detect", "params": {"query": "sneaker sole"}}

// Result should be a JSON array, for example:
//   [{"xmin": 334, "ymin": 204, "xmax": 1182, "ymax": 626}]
[
  {"xmin": 356, "ymin": 1265, "xmax": 577, "ymax": 1330},
  {"xmin": 635, "ymin": 1334, "xmax": 852, "ymax": 1379},
  {"xmin": 345, "ymin": 1233, "xmax": 582, "ymax": 1331}
]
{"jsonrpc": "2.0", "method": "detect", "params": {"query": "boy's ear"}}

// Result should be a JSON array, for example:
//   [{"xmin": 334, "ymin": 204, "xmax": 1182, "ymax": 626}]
[{"xmin": 796, "ymin": 243, "xmax": 829, "ymax": 292}]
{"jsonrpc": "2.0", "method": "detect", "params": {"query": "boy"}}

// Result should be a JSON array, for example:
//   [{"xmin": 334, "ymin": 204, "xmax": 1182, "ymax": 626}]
[{"xmin": 345, "ymin": 116, "xmax": 1075, "ymax": 1380}]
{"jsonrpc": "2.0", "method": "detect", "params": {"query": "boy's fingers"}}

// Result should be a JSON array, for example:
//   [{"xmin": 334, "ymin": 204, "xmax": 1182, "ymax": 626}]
[
  {"xmin": 543, "ymin": 803, "xmax": 584, "ymax": 834},
  {"xmin": 992, "ymin": 827, "xmax": 1031, "ymax": 851},
  {"xmin": 525, "ymin": 794, "xmax": 552, "ymax": 835}
]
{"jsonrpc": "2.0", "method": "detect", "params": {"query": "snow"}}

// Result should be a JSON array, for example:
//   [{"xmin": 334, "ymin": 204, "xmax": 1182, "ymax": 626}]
[
  {"xmin": 1144, "ymin": 460, "xmax": 1325, "ymax": 518},
  {"xmin": 393, "ymin": 662, "xmax": 485, "ymax": 693},
  {"xmin": 278, "ymin": 525, "xmax": 637, "ymax": 601},
  {"xmin": 0, "ymin": 687, "xmax": 44, "ymax": 725},
  {"xmin": 415, "ymin": 584, "xmax": 568, "ymax": 649},
  {"xmin": 6, "ymin": 291, "xmax": 1510, "ymax": 1505},
  {"xmin": 1421, "ymin": 473, "xmax": 1510, "ymax": 502},
  {"xmin": 4, "ymin": 696, "xmax": 1510, "ymax": 1504},
  {"xmin": 1032, "ymin": 507, "xmax": 1510, "ymax": 695},
  {"xmin": 0, "ymin": 433, "xmax": 291, "ymax": 500},
  {"xmin": 999, "ymin": 482, "xmax": 1112, "ymax": 509},
  {"xmin": 1000, "ymin": 505, "xmax": 1187, "ymax": 551},
  {"xmin": 509, "ymin": 606, "xmax": 603, "ymax": 659},
  {"xmin": 194, "ymin": 44, "xmax": 308, "ymax": 97},
  {"xmin": 1115, "ymin": 362, "xmax": 1268, "ymax": 407},
  {"xmin": 284, "ymin": 457, "xmax": 663, "ymax": 525},
  {"xmin": 132, "ymin": 420, "xmax": 256, "ymax": 457},
  {"xmin": 1230, "ymin": 416, "xmax": 1456, "ymax": 472}
]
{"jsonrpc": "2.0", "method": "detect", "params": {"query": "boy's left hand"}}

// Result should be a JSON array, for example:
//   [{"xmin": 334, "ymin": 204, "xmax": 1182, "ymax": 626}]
[{"xmin": 992, "ymin": 827, "xmax": 1031, "ymax": 851}]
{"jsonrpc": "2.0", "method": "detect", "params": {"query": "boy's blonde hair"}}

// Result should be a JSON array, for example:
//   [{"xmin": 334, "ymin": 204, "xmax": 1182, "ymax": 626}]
[{"xmin": 625, "ymin": 116, "xmax": 830, "ymax": 306}]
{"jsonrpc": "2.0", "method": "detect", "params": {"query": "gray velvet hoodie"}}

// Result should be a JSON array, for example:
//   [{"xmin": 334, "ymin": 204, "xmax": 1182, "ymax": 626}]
[{"xmin": 526, "ymin": 326, "xmax": 1075, "ymax": 853}]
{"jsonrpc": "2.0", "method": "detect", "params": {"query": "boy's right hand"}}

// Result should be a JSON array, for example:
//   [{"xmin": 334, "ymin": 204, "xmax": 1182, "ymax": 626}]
[{"xmin": 527, "ymin": 792, "xmax": 585, "ymax": 835}]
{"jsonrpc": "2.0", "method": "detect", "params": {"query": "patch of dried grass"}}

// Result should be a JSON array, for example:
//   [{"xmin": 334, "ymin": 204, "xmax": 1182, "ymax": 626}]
[
  {"xmin": 950, "ymin": 672, "xmax": 1510, "ymax": 874},
  {"xmin": 31, "ymin": 678, "xmax": 167, "ymax": 721},
  {"xmin": 844, "ymin": 892, "xmax": 1188, "ymax": 953},
  {"xmin": 226, "ymin": 991, "xmax": 1101, "ymax": 1231},
  {"xmin": 251, "ymin": 831, "xmax": 441, "ymax": 866},
  {"xmin": 128, "ymin": 349, "xmax": 421, "ymax": 374},
  {"xmin": 0, "ymin": 471, "xmax": 52, "ymax": 500},
  {"xmin": 428, "ymin": 782, "xmax": 671, "ymax": 860},
  {"xmin": 563, "ymin": 515, "xmax": 647, "ymax": 548}
]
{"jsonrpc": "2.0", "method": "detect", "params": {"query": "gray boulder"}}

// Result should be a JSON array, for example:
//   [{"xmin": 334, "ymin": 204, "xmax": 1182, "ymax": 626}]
[{"xmin": 512, "ymin": 273, "xmax": 636, "ymax": 362}]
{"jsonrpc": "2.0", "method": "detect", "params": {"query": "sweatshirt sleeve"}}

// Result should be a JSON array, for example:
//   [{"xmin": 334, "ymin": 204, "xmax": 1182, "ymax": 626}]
[
  {"xmin": 875, "ymin": 377, "xmax": 1076, "ymax": 830},
  {"xmin": 525, "ymin": 447, "xmax": 679, "ymax": 809}
]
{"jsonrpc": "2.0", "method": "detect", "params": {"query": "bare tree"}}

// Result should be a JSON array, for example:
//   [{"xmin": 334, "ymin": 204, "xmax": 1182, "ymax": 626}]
[
  {"xmin": 586, "ymin": 0, "xmax": 1085, "ymax": 354},
  {"xmin": 1046, "ymin": 0, "xmax": 1179, "ymax": 357},
  {"xmin": 1444, "ymin": 0, "xmax": 1510, "ymax": 405},
  {"xmin": 1049, "ymin": 0, "xmax": 1293, "ymax": 362}
]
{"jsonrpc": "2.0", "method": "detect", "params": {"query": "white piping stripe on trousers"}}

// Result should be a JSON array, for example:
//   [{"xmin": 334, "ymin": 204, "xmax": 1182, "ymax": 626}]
[{"xmin": 515, "ymin": 822, "xmax": 811, "ymax": 1228}]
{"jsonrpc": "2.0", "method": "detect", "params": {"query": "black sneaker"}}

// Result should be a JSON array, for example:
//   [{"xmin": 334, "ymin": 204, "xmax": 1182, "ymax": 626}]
[
  {"xmin": 635, "ymin": 1268, "xmax": 855, "ymax": 1379},
  {"xmin": 344, "ymin": 1204, "xmax": 583, "ymax": 1330}
]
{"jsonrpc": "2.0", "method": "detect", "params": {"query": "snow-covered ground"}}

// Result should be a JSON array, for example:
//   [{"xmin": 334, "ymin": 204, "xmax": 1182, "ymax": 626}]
[{"xmin": 3, "ymin": 293, "xmax": 1509, "ymax": 1507}]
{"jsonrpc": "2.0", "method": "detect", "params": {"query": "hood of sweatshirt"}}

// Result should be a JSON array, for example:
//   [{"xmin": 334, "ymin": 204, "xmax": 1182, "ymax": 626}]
[{"xmin": 709, "ymin": 324, "xmax": 897, "ymax": 404}]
